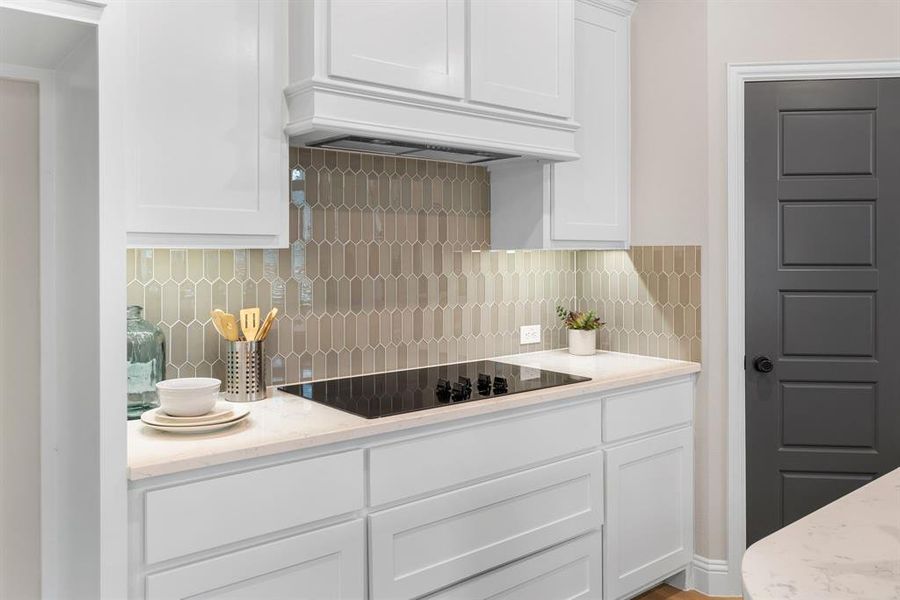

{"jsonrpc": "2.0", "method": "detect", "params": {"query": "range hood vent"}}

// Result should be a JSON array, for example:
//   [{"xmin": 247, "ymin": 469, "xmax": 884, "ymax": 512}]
[{"xmin": 307, "ymin": 135, "xmax": 519, "ymax": 164}]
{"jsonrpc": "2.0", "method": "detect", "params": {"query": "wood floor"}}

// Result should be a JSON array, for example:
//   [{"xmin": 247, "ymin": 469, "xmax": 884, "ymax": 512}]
[{"xmin": 635, "ymin": 584, "xmax": 742, "ymax": 600}]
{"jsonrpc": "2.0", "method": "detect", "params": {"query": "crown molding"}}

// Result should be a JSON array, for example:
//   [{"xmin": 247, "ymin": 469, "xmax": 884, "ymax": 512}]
[
  {"xmin": 284, "ymin": 78, "xmax": 581, "ymax": 133},
  {"xmin": 576, "ymin": 0, "xmax": 636, "ymax": 17}
]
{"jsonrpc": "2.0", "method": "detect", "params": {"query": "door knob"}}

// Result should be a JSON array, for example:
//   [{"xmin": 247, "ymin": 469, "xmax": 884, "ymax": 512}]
[{"xmin": 754, "ymin": 356, "xmax": 774, "ymax": 373}]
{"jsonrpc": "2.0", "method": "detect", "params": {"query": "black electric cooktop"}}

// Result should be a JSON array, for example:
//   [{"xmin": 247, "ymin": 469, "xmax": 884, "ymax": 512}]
[{"xmin": 278, "ymin": 360, "xmax": 590, "ymax": 419}]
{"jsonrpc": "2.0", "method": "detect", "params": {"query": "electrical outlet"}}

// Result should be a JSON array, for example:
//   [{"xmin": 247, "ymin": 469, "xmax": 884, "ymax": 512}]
[{"xmin": 520, "ymin": 324, "xmax": 541, "ymax": 345}]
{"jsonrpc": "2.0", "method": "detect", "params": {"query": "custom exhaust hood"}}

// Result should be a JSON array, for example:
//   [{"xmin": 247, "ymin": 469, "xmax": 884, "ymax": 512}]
[
  {"xmin": 284, "ymin": 1, "xmax": 580, "ymax": 164},
  {"xmin": 306, "ymin": 135, "xmax": 519, "ymax": 164},
  {"xmin": 283, "ymin": 90, "xmax": 580, "ymax": 164}
]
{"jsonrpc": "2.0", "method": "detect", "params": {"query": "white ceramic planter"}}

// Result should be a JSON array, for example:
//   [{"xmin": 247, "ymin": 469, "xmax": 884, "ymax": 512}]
[{"xmin": 567, "ymin": 329, "xmax": 597, "ymax": 356}]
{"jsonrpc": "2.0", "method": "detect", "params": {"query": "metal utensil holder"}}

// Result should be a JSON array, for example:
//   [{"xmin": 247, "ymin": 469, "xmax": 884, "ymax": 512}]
[{"xmin": 225, "ymin": 340, "xmax": 266, "ymax": 402}]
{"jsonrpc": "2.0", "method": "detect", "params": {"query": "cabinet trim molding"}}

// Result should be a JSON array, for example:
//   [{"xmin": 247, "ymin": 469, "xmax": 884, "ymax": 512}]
[
  {"xmin": 0, "ymin": 0, "xmax": 106, "ymax": 24},
  {"xmin": 286, "ymin": 81, "xmax": 581, "ymax": 161},
  {"xmin": 577, "ymin": 0, "xmax": 636, "ymax": 17},
  {"xmin": 285, "ymin": 77, "xmax": 581, "ymax": 132}
]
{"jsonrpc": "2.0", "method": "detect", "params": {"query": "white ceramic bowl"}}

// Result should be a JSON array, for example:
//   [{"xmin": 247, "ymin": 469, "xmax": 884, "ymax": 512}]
[{"xmin": 156, "ymin": 378, "xmax": 221, "ymax": 417}]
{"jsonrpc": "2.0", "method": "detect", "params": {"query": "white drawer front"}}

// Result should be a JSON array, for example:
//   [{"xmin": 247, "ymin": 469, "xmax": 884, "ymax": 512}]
[
  {"xmin": 369, "ymin": 451, "xmax": 603, "ymax": 600},
  {"xmin": 146, "ymin": 519, "xmax": 365, "ymax": 600},
  {"xmin": 603, "ymin": 377, "xmax": 693, "ymax": 442},
  {"xmin": 370, "ymin": 401, "xmax": 602, "ymax": 506},
  {"xmin": 145, "ymin": 450, "xmax": 364, "ymax": 564},
  {"xmin": 425, "ymin": 531, "xmax": 602, "ymax": 600}
]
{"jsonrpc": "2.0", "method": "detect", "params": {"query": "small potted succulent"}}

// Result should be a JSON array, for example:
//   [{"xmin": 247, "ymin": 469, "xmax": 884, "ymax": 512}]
[{"xmin": 556, "ymin": 306, "xmax": 605, "ymax": 356}]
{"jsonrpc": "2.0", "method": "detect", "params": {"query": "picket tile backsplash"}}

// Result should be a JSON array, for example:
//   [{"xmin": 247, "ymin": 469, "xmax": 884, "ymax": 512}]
[{"xmin": 126, "ymin": 148, "xmax": 701, "ymax": 384}]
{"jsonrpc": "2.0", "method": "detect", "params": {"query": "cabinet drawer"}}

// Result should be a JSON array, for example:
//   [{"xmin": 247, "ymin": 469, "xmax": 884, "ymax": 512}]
[
  {"xmin": 603, "ymin": 377, "xmax": 693, "ymax": 442},
  {"xmin": 146, "ymin": 519, "xmax": 365, "ymax": 599},
  {"xmin": 144, "ymin": 450, "xmax": 364, "ymax": 564},
  {"xmin": 370, "ymin": 401, "xmax": 602, "ymax": 506},
  {"xmin": 369, "ymin": 451, "xmax": 603, "ymax": 600},
  {"xmin": 425, "ymin": 531, "xmax": 602, "ymax": 600}
]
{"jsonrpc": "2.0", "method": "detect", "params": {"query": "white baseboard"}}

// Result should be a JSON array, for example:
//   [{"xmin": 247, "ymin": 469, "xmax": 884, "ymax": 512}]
[{"xmin": 691, "ymin": 554, "xmax": 736, "ymax": 597}]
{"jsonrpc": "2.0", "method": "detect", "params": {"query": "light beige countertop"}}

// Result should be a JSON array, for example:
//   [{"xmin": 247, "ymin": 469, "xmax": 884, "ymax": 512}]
[
  {"xmin": 127, "ymin": 350, "xmax": 700, "ymax": 481},
  {"xmin": 742, "ymin": 467, "xmax": 900, "ymax": 600}
]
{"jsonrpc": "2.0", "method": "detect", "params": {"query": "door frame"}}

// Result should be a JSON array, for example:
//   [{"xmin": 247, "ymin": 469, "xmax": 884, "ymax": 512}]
[
  {"xmin": 725, "ymin": 59, "xmax": 900, "ymax": 594},
  {"xmin": 0, "ymin": 62, "xmax": 60, "ymax": 597}
]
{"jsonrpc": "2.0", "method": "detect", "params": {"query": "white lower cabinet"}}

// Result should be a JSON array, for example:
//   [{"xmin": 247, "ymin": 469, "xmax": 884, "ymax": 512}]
[
  {"xmin": 144, "ymin": 450, "xmax": 364, "ymax": 564},
  {"xmin": 145, "ymin": 519, "xmax": 365, "ymax": 600},
  {"xmin": 130, "ymin": 376, "xmax": 695, "ymax": 600},
  {"xmin": 369, "ymin": 451, "xmax": 603, "ymax": 600},
  {"xmin": 603, "ymin": 428, "xmax": 694, "ymax": 600},
  {"xmin": 425, "ymin": 531, "xmax": 603, "ymax": 600}
]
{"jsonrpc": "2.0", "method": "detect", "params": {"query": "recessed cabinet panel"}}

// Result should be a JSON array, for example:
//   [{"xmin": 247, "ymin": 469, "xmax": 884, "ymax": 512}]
[
  {"xmin": 603, "ymin": 377, "xmax": 693, "ymax": 442},
  {"xmin": 146, "ymin": 520, "xmax": 365, "ymax": 600},
  {"xmin": 552, "ymin": 2, "xmax": 628, "ymax": 242},
  {"xmin": 604, "ymin": 428, "xmax": 693, "ymax": 600},
  {"xmin": 369, "ymin": 400, "xmax": 602, "ymax": 506},
  {"xmin": 369, "ymin": 452, "xmax": 603, "ymax": 600},
  {"xmin": 469, "ymin": 0, "xmax": 573, "ymax": 117},
  {"xmin": 488, "ymin": 0, "xmax": 632, "ymax": 250},
  {"xmin": 425, "ymin": 532, "xmax": 602, "ymax": 600},
  {"xmin": 124, "ymin": 0, "xmax": 288, "ymax": 247},
  {"xmin": 328, "ymin": 0, "xmax": 465, "ymax": 97},
  {"xmin": 145, "ymin": 450, "xmax": 364, "ymax": 564}
]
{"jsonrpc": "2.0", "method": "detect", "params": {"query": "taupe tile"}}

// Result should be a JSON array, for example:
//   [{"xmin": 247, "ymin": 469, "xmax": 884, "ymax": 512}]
[
  {"xmin": 129, "ymin": 149, "xmax": 699, "ymax": 381},
  {"xmin": 579, "ymin": 245, "xmax": 701, "ymax": 361}
]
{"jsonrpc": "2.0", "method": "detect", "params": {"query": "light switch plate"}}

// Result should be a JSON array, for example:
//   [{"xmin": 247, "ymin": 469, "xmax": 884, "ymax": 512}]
[{"xmin": 520, "ymin": 324, "xmax": 541, "ymax": 345}]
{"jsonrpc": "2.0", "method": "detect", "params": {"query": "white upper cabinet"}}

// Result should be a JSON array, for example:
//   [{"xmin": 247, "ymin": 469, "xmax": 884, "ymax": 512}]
[
  {"xmin": 123, "ymin": 0, "xmax": 288, "ymax": 248},
  {"xmin": 328, "ymin": 0, "xmax": 465, "ymax": 97},
  {"xmin": 469, "ymin": 0, "xmax": 573, "ymax": 117},
  {"xmin": 286, "ymin": 0, "xmax": 580, "ymax": 161},
  {"xmin": 490, "ymin": 0, "xmax": 634, "ymax": 250},
  {"xmin": 552, "ymin": 0, "xmax": 629, "ymax": 241}
]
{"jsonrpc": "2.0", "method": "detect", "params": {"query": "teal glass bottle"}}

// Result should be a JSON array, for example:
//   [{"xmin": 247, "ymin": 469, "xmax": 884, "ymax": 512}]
[{"xmin": 126, "ymin": 305, "xmax": 166, "ymax": 419}]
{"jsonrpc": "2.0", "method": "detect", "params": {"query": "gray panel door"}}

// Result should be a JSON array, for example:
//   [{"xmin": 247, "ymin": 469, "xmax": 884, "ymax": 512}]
[{"xmin": 745, "ymin": 78, "xmax": 900, "ymax": 545}]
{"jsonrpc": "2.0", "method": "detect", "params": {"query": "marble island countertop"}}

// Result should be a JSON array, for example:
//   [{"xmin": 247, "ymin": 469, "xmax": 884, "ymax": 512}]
[
  {"xmin": 127, "ymin": 349, "xmax": 700, "ymax": 481},
  {"xmin": 742, "ymin": 468, "xmax": 900, "ymax": 600}
]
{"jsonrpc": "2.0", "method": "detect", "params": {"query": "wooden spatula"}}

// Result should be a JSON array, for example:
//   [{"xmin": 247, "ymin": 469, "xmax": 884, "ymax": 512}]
[
  {"xmin": 256, "ymin": 307, "xmax": 278, "ymax": 341},
  {"xmin": 239, "ymin": 308, "xmax": 261, "ymax": 342}
]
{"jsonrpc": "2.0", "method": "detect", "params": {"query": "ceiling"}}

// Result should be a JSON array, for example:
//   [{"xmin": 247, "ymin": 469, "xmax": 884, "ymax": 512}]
[{"xmin": 0, "ymin": 8, "xmax": 94, "ymax": 70}]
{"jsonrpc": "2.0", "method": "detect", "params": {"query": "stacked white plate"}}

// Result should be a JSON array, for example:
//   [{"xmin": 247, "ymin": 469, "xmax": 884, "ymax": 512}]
[{"xmin": 141, "ymin": 401, "xmax": 250, "ymax": 433}]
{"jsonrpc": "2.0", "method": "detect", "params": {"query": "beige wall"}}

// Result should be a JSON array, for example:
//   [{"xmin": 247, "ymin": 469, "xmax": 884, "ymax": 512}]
[
  {"xmin": 632, "ymin": 0, "xmax": 900, "ymax": 561},
  {"xmin": 0, "ymin": 77, "xmax": 41, "ymax": 599},
  {"xmin": 631, "ymin": 0, "xmax": 708, "ymax": 247}
]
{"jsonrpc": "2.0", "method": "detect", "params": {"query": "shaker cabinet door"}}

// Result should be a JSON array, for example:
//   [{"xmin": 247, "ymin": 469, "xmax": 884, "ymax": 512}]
[
  {"xmin": 551, "ymin": 0, "xmax": 629, "ymax": 243},
  {"xmin": 487, "ymin": 0, "xmax": 632, "ymax": 250},
  {"xmin": 469, "ymin": 0, "xmax": 573, "ymax": 117},
  {"xmin": 604, "ymin": 428, "xmax": 693, "ymax": 600},
  {"xmin": 328, "ymin": 0, "xmax": 465, "ymax": 98},
  {"xmin": 123, "ymin": 0, "xmax": 288, "ymax": 248}
]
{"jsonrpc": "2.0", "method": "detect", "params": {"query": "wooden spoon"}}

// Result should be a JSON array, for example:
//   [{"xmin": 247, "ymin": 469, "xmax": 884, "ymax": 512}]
[{"xmin": 211, "ymin": 309, "xmax": 240, "ymax": 341}]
